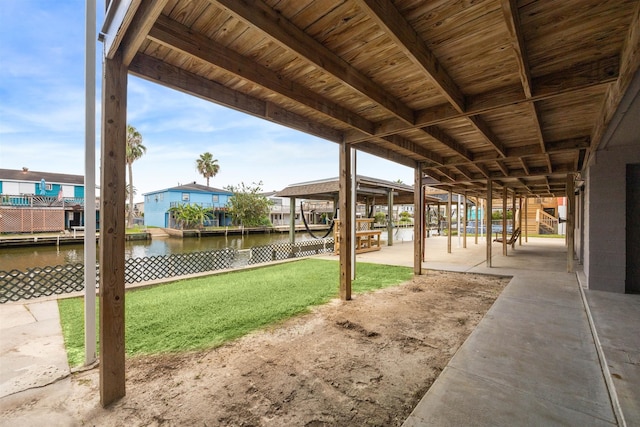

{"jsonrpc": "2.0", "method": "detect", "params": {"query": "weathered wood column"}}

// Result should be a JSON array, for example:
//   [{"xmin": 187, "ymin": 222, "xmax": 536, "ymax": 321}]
[
  {"xmin": 387, "ymin": 190, "xmax": 394, "ymax": 246},
  {"xmin": 414, "ymin": 163, "xmax": 424, "ymax": 275},
  {"xmin": 502, "ymin": 187, "xmax": 508, "ymax": 256},
  {"xmin": 511, "ymin": 191, "xmax": 517, "ymax": 249},
  {"xmin": 447, "ymin": 189, "xmax": 452, "ymax": 253},
  {"xmin": 524, "ymin": 196, "xmax": 528, "ymax": 243},
  {"xmin": 339, "ymin": 142, "xmax": 352, "ymax": 300},
  {"xmin": 100, "ymin": 49, "xmax": 127, "ymax": 407},
  {"xmin": 475, "ymin": 197, "xmax": 479, "ymax": 245},
  {"xmin": 567, "ymin": 174, "xmax": 575, "ymax": 272},
  {"xmin": 289, "ymin": 197, "xmax": 296, "ymax": 243},
  {"xmin": 463, "ymin": 191, "xmax": 468, "ymax": 248},
  {"xmin": 486, "ymin": 180, "xmax": 493, "ymax": 267}
]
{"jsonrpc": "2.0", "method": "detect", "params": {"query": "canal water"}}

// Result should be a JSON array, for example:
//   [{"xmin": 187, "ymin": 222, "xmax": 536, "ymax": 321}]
[{"xmin": 0, "ymin": 228, "xmax": 415, "ymax": 271}]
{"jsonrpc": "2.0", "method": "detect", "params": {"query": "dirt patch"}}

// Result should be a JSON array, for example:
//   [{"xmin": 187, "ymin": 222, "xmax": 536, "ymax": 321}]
[{"xmin": 0, "ymin": 271, "xmax": 509, "ymax": 426}]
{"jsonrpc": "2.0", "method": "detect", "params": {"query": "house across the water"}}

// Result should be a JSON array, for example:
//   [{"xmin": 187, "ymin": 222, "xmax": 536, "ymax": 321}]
[
  {"xmin": 143, "ymin": 182, "xmax": 233, "ymax": 228},
  {"xmin": 0, "ymin": 168, "xmax": 97, "ymax": 233}
]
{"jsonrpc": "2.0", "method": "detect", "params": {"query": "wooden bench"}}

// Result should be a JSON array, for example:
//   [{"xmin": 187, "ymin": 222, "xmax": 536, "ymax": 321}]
[
  {"xmin": 334, "ymin": 218, "xmax": 382, "ymax": 254},
  {"xmin": 355, "ymin": 229, "xmax": 382, "ymax": 253}
]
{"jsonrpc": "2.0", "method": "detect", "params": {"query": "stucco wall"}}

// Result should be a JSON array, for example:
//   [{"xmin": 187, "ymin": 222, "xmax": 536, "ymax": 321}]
[{"xmin": 585, "ymin": 145, "xmax": 640, "ymax": 292}]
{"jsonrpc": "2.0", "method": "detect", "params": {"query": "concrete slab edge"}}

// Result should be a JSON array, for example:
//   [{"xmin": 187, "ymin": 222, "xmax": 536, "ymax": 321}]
[{"xmin": 577, "ymin": 272, "xmax": 626, "ymax": 427}]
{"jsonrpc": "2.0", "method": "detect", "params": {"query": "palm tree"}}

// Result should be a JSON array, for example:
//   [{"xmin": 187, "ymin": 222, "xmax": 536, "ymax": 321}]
[
  {"xmin": 196, "ymin": 152, "xmax": 220, "ymax": 187},
  {"xmin": 126, "ymin": 125, "xmax": 146, "ymax": 228}
]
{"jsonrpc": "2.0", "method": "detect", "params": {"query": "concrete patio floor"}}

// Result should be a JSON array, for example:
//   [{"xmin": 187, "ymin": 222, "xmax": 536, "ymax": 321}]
[
  {"xmin": 1, "ymin": 235, "xmax": 638, "ymax": 425},
  {"xmin": 350, "ymin": 235, "xmax": 639, "ymax": 426}
]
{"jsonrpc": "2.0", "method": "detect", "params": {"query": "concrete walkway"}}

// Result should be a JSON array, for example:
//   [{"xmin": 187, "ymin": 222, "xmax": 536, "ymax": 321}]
[
  {"xmin": 0, "ymin": 299, "xmax": 69, "ymax": 398},
  {"xmin": 0, "ymin": 235, "xmax": 637, "ymax": 425}
]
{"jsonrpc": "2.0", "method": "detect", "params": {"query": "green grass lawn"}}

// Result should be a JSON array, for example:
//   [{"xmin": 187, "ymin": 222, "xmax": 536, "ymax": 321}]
[{"xmin": 58, "ymin": 259, "xmax": 412, "ymax": 366}]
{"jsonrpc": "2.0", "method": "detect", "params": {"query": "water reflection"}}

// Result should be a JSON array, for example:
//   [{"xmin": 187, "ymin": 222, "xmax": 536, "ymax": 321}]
[{"xmin": 0, "ymin": 228, "xmax": 414, "ymax": 272}]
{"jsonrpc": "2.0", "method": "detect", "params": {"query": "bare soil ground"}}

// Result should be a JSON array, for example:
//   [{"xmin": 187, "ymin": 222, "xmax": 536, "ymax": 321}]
[{"xmin": 0, "ymin": 271, "xmax": 509, "ymax": 427}]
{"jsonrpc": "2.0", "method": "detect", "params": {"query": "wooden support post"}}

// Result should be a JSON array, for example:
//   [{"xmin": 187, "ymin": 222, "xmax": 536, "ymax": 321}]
[
  {"xmin": 511, "ymin": 191, "xmax": 517, "ymax": 249},
  {"xmin": 387, "ymin": 190, "xmax": 394, "ymax": 246},
  {"xmin": 475, "ymin": 197, "xmax": 479, "ymax": 244},
  {"xmin": 447, "ymin": 189, "xmax": 452, "ymax": 253},
  {"xmin": 518, "ymin": 197, "xmax": 523, "ymax": 246},
  {"xmin": 289, "ymin": 197, "xmax": 296, "ymax": 243},
  {"xmin": 414, "ymin": 164, "xmax": 424, "ymax": 275},
  {"xmin": 99, "ymin": 49, "xmax": 127, "ymax": 407},
  {"xmin": 502, "ymin": 187, "xmax": 508, "ymax": 256},
  {"xmin": 486, "ymin": 181, "xmax": 493, "ymax": 267},
  {"xmin": 339, "ymin": 142, "xmax": 352, "ymax": 300},
  {"xmin": 463, "ymin": 192, "xmax": 468, "ymax": 248},
  {"xmin": 524, "ymin": 196, "xmax": 528, "ymax": 242},
  {"xmin": 567, "ymin": 174, "xmax": 575, "ymax": 272}
]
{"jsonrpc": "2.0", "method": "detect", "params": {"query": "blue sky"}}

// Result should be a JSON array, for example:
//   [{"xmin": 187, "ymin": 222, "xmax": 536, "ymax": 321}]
[{"xmin": 0, "ymin": 0, "xmax": 413, "ymax": 202}]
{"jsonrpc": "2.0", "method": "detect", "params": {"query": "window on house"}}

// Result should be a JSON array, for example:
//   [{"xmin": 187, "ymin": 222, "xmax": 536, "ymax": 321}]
[
  {"xmin": 182, "ymin": 193, "xmax": 190, "ymax": 201},
  {"xmin": 45, "ymin": 184, "xmax": 53, "ymax": 191},
  {"xmin": 212, "ymin": 195, "xmax": 219, "ymax": 203}
]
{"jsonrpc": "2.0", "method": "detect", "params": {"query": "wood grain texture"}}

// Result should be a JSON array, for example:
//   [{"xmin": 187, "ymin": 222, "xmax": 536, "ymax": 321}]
[
  {"xmin": 100, "ymin": 0, "xmax": 640, "ymax": 198},
  {"xmin": 99, "ymin": 50, "xmax": 127, "ymax": 407}
]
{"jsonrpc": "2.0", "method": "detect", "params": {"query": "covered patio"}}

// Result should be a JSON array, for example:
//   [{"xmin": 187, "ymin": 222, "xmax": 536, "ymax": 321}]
[{"xmin": 96, "ymin": 0, "xmax": 639, "ymax": 415}]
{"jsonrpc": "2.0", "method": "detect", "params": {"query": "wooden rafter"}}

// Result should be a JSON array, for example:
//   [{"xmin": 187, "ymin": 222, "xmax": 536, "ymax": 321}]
[
  {"xmin": 468, "ymin": 116, "xmax": 507, "ymax": 158},
  {"xmin": 148, "ymin": 16, "xmax": 376, "ymax": 135},
  {"xmin": 119, "ymin": 0, "xmax": 168, "ymax": 65},
  {"xmin": 210, "ymin": 0, "xmax": 415, "ymax": 124},
  {"xmin": 421, "ymin": 126, "xmax": 474, "ymax": 161},
  {"xmin": 345, "ymin": 55, "xmax": 620, "ymax": 143},
  {"xmin": 129, "ymin": 54, "xmax": 343, "ymax": 143},
  {"xmin": 590, "ymin": 1, "xmax": 640, "ymax": 153},
  {"xmin": 355, "ymin": 0, "xmax": 465, "ymax": 112}
]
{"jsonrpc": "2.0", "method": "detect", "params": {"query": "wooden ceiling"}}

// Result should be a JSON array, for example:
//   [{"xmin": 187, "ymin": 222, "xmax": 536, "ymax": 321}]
[{"xmin": 103, "ymin": 0, "xmax": 640, "ymax": 198}]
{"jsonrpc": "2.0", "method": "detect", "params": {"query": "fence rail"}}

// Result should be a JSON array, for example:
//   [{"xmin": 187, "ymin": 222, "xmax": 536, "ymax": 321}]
[{"xmin": 0, "ymin": 238, "xmax": 334, "ymax": 303}]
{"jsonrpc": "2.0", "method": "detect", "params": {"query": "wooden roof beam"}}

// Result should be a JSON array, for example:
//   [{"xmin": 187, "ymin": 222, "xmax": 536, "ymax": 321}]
[
  {"xmin": 590, "ymin": 2, "xmax": 640, "ymax": 153},
  {"xmin": 421, "ymin": 126, "xmax": 474, "ymax": 161},
  {"xmin": 381, "ymin": 135, "xmax": 444, "ymax": 166},
  {"xmin": 440, "ymin": 136, "xmax": 591, "ymax": 167},
  {"xmin": 520, "ymin": 158, "xmax": 530, "ymax": 175},
  {"xmin": 453, "ymin": 165, "xmax": 474, "ymax": 181},
  {"xmin": 129, "ymin": 54, "xmax": 342, "ymax": 143},
  {"xmin": 500, "ymin": 0, "xmax": 532, "ymax": 98},
  {"xmin": 517, "ymin": 178, "xmax": 533, "ymax": 194},
  {"xmin": 355, "ymin": 0, "xmax": 465, "ymax": 113},
  {"xmin": 500, "ymin": 0, "xmax": 549, "ymax": 159},
  {"xmin": 149, "ymin": 16, "xmax": 376, "ymax": 136},
  {"xmin": 210, "ymin": 0, "xmax": 415, "ymax": 125},
  {"xmin": 468, "ymin": 116, "xmax": 507, "ymax": 157},
  {"xmin": 119, "ymin": 0, "xmax": 168, "ymax": 65},
  {"xmin": 345, "ymin": 56, "xmax": 619, "ymax": 143},
  {"xmin": 496, "ymin": 160, "xmax": 510, "ymax": 177}
]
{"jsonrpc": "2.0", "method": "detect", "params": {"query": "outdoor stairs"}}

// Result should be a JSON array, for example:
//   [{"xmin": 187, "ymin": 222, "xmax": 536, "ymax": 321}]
[{"xmin": 524, "ymin": 203, "xmax": 557, "ymax": 234}]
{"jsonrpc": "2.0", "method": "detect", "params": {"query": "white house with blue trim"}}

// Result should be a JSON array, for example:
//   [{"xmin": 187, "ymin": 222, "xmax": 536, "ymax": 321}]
[{"xmin": 143, "ymin": 182, "xmax": 233, "ymax": 228}]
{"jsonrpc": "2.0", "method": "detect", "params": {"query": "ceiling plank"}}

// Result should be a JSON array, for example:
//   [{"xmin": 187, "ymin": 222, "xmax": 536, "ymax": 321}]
[
  {"xmin": 129, "ymin": 53, "xmax": 343, "ymax": 142},
  {"xmin": 496, "ymin": 160, "xmax": 509, "ymax": 177},
  {"xmin": 355, "ymin": 0, "xmax": 465, "ymax": 112},
  {"xmin": 149, "ymin": 16, "xmax": 375, "ymax": 135},
  {"xmin": 210, "ymin": 0, "xmax": 415, "ymax": 125},
  {"xmin": 590, "ymin": 2, "xmax": 640, "ymax": 153},
  {"xmin": 382, "ymin": 135, "xmax": 444, "ymax": 166},
  {"xmin": 346, "ymin": 55, "xmax": 619, "ymax": 143},
  {"xmin": 421, "ymin": 126, "xmax": 474, "ymax": 161},
  {"xmin": 467, "ymin": 116, "xmax": 507, "ymax": 157},
  {"xmin": 500, "ymin": 0, "xmax": 532, "ymax": 98}
]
